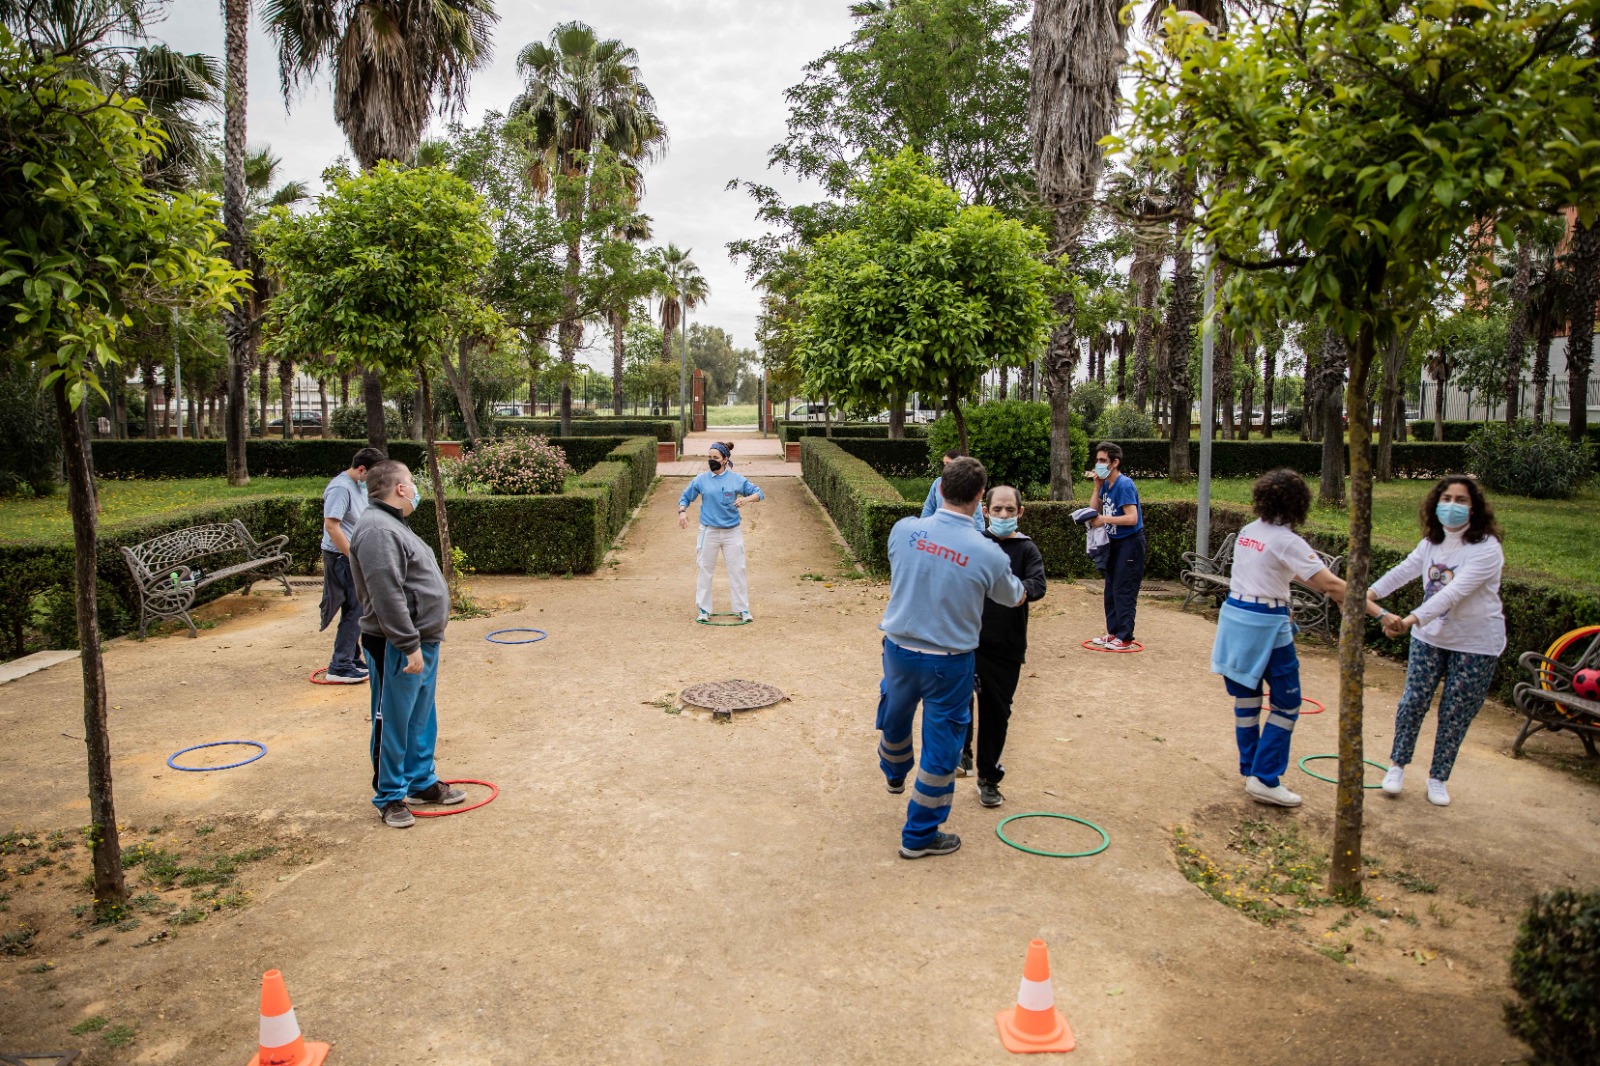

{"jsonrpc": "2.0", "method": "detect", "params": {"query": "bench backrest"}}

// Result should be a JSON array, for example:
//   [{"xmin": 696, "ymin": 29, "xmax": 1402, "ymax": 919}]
[{"xmin": 122, "ymin": 522, "xmax": 249, "ymax": 580}]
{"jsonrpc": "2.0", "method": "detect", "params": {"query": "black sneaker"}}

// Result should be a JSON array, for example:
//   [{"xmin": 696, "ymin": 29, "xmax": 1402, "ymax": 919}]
[
  {"xmin": 977, "ymin": 780, "xmax": 1005, "ymax": 808},
  {"xmin": 886, "ymin": 777, "xmax": 906, "ymax": 794},
  {"xmin": 381, "ymin": 801, "xmax": 414, "ymax": 828},
  {"xmin": 900, "ymin": 832, "xmax": 961, "ymax": 859},
  {"xmin": 956, "ymin": 753, "xmax": 974, "ymax": 778},
  {"xmin": 406, "ymin": 781, "xmax": 467, "ymax": 805}
]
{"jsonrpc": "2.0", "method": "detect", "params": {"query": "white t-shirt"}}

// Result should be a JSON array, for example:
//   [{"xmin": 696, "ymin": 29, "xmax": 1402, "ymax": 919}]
[
  {"xmin": 1229, "ymin": 519, "xmax": 1328, "ymax": 601},
  {"xmin": 1369, "ymin": 531, "xmax": 1506, "ymax": 656}
]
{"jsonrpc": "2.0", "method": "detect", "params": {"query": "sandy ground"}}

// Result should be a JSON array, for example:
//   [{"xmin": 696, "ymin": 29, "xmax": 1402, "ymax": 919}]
[{"xmin": 2, "ymin": 459, "xmax": 1598, "ymax": 1065}]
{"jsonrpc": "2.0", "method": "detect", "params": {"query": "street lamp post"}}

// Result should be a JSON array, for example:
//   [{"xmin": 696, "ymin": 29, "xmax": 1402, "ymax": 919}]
[
  {"xmin": 1197, "ymin": 245, "xmax": 1217, "ymax": 559},
  {"xmin": 678, "ymin": 295, "xmax": 689, "ymax": 437}
]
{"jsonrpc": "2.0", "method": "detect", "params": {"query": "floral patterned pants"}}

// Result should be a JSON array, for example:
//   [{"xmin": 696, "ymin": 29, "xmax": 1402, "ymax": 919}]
[{"xmin": 1390, "ymin": 637, "xmax": 1498, "ymax": 781}]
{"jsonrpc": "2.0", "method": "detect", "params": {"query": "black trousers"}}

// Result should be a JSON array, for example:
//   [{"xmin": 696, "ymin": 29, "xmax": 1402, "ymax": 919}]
[
  {"xmin": 1103, "ymin": 531, "xmax": 1147, "ymax": 641},
  {"xmin": 961, "ymin": 651, "xmax": 1022, "ymax": 783}
]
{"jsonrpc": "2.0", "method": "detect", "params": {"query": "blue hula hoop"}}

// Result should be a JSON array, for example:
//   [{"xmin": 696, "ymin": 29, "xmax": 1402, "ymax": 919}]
[
  {"xmin": 485, "ymin": 628, "xmax": 548, "ymax": 645},
  {"xmin": 167, "ymin": 740, "xmax": 267, "ymax": 772}
]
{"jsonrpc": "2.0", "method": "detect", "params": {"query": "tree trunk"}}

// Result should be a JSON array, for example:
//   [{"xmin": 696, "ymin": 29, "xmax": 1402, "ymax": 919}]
[
  {"xmin": 279, "ymin": 356, "xmax": 294, "ymax": 440},
  {"xmin": 1319, "ymin": 330, "xmax": 1347, "ymax": 505},
  {"xmin": 948, "ymin": 377, "xmax": 970, "ymax": 455},
  {"xmin": 1262, "ymin": 342, "xmax": 1276, "ymax": 440},
  {"xmin": 611, "ymin": 311, "xmax": 626, "ymax": 416},
  {"xmin": 1116, "ymin": 329, "xmax": 1128, "ymax": 404},
  {"xmin": 888, "ymin": 390, "xmax": 906, "ymax": 440},
  {"xmin": 318, "ymin": 378, "xmax": 330, "ymax": 438},
  {"xmin": 439, "ymin": 335, "xmax": 481, "ymax": 444},
  {"xmin": 1432, "ymin": 362, "xmax": 1448, "ymax": 439},
  {"xmin": 339, "ymin": 372, "xmax": 350, "ymax": 407},
  {"xmin": 823, "ymin": 393, "xmax": 833, "ymax": 439},
  {"xmin": 557, "ymin": 231, "xmax": 583, "ymax": 436},
  {"xmin": 1044, "ymin": 302, "xmax": 1077, "ymax": 499},
  {"xmin": 221, "ymin": 0, "xmax": 250, "ymax": 485},
  {"xmin": 1330, "ymin": 318, "xmax": 1378, "ymax": 901},
  {"xmin": 417, "ymin": 370, "xmax": 455, "ymax": 591},
  {"xmin": 1239, "ymin": 341, "xmax": 1255, "ymax": 441},
  {"xmin": 1566, "ymin": 219, "xmax": 1599, "ymax": 444},
  {"xmin": 1532, "ymin": 328, "xmax": 1553, "ymax": 427},
  {"xmin": 141, "ymin": 355, "xmax": 156, "ymax": 438},
  {"xmin": 1375, "ymin": 326, "xmax": 1415, "ymax": 482},
  {"xmin": 999, "ymin": 365, "xmax": 1009, "ymax": 401},
  {"xmin": 363, "ymin": 369, "xmax": 388, "ymax": 450},
  {"xmin": 1216, "ymin": 323, "xmax": 1235, "ymax": 440},
  {"xmin": 54, "ymin": 378, "xmax": 127, "ymax": 921},
  {"xmin": 1165, "ymin": 181, "xmax": 1198, "ymax": 479},
  {"xmin": 1503, "ymin": 234, "xmax": 1531, "ymax": 424},
  {"xmin": 258, "ymin": 357, "xmax": 270, "ymax": 437}
]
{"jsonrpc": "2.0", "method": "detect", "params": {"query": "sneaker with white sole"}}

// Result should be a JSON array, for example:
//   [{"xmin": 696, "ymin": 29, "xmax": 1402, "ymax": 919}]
[
  {"xmin": 1245, "ymin": 775, "xmax": 1303, "ymax": 807},
  {"xmin": 1426, "ymin": 778, "xmax": 1450, "ymax": 806},
  {"xmin": 324, "ymin": 670, "xmax": 368, "ymax": 684},
  {"xmin": 885, "ymin": 777, "xmax": 906, "ymax": 794},
  {"xmin": 406, "ymin": 781, "xmax": 466, "ymax": 806},
  {"xmin": 977, "ymin": 780, "xmax": 1005, "ymax": 808},
  {"xmin": 1090, "ymin": 634, "xmax": 1113, "ymax": 647},
  {"xmin": 380, "ymin": 801, "xmax": 414, "ymax": 828},
  {"xmin": 1381, "ymin": 765, "xmax": 1405, "ymax": 796},
  {"xmin": 739, "ymin": 611, "xmax": 754, "ymax": 623},
  {"xmin": 1104, "ymin": 637, "xmax": 1134, "ymax": 651},
  {"xmin": 697, "ymin": 610, "xmax": 710, "ymax": 623},
  {"xmin": 899, "ymin": 832, "xmax": 961, "ymax": 859}
]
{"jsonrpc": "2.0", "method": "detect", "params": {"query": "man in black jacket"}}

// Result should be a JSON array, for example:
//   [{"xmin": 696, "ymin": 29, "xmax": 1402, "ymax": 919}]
[{"xmin": 962, "ymin": 485, "xmax": 1048, "ymax": 807}]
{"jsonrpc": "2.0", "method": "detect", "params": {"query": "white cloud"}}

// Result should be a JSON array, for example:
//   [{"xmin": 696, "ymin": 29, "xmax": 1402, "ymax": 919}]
[{"xmin": 156, "ymin": 0, "xmax": 858, "ymax": 351}]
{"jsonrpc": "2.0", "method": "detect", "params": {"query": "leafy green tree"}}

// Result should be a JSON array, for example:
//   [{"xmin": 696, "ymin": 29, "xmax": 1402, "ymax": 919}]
[
  {"xmin": 687, "ymin": 323, "xmax": 748, "ymax": 401},
  {"xmin": 511, "ymin": 21, "xmax": 666, "ymax": 434},
  {"xmin": 792, "ymin": 150, "xmax": 1055, "ymax": 453},
  {"xmin": 0, "ymin": 33, "xmax": 245, "ymax": 919},
  {"xmin": 258, "ymin": 162, "xmax": 494, "ymax": 586},
  {"xmin": 1126, "ymin": 0, "xmax": 1600, "ymax": 897}
]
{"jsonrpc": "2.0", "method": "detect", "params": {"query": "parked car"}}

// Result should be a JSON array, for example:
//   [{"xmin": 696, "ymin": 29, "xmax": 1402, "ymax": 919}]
[
  {"xmin": 789, "ymin": 402, "xmax": 835, "ymax": 421},
  {"xmin": 268, "ymin": 411, "xmax": 326, "ymax": 430},
  {"xmin": 492, "ymin": 403, "xmax": 525, "ymax": 417}
]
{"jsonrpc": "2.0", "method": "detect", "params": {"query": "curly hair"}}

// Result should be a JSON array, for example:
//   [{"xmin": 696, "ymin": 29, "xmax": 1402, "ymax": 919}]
[
  {"xmin": 1251, "ymin": 468, "xmax": 1312, "ymax": 527},
  {"xmin": 1422, "ymin": 476, "xmax": 1503, "ymax": 544}
]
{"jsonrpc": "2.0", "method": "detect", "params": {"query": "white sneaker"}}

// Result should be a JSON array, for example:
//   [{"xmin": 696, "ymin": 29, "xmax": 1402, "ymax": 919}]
[
  {"xmin": 739, "ymin": 611, "xmax": 754, "ymax": 623},
  {"xmin": 1245, "ymin": 775, "xmax": 1303, "ymax": 807},
  {"xmin": 1426, "ymin": 778, "xmax": 1450, "ymax": 806},
  {"xmin": 697, "ymin": 610, "xmax": 710, "ymax": 623},
  {"xmin": 1090, "ymin": 634, "xmax": 1112, "ymax": 647},
  {"xmin": 1381, "ymin": 765, "xmax": 1404, "ymax": 796}
]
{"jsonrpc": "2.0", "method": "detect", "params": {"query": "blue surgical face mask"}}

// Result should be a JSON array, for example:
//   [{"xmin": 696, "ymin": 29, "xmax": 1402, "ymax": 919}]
[
  {"xmin": 1094, "ymin": 463, "xmax": 1110, "ymax": 479},
  {"xmin": 1436, "ymin": 501, "xmax": 1470, "ymax": 529},
  {"xmin": 988, "ymin": 516, "xmax": 1018, "ymax": 537}
]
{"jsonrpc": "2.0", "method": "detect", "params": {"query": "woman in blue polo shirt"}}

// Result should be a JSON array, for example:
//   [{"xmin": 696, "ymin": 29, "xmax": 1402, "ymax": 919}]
[
  {"xmin": 678, "ymin": 441, "xmax": 764, "ymax": 622},
  {"xmin": 1087, "ymin": 442, "xmax": 1145, "ymax": 650}
]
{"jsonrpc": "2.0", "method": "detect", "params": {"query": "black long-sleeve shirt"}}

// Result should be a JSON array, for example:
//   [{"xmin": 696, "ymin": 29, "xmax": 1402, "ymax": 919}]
[{"xmin": 978, "ymin": 532, "xmax": 1047, "ymax": 663}]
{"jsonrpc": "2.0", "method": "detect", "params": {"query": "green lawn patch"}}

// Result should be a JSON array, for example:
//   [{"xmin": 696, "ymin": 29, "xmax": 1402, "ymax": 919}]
[{"xmin": 0, "ymin": 477, "xmax": 326, "ymax": 542}]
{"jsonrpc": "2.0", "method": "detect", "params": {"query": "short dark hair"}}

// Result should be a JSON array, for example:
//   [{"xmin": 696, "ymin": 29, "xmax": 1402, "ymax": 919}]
[
  {"xmin": 940, "ymin": 456, "xmax": 987, "ymax": 505},
  {"xmin": 366, "ymin": 459, "xmax": 410, "ymax": 500},
  {"xmin": 941, "ymin": 448, "xmax": 966, "ymax": 462},
  {"xmin": 1422, "ymin": 476, "xmax": 1502, "ymax": 544},
  {"xmin": 351, "ymin": 447, "xmax": 386, "ymax": 472},
  {"xmin": 1095, "ymin": 441, "xmax": 1123, "ymax": 466},
  {"xmin": 1251, "ymin": 469, "xmax": 1311, "ymax": 527}
]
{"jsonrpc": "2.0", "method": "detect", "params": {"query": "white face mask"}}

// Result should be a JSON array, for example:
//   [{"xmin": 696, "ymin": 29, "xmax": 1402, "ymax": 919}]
[{"xmin": 401, "ymin": 481, "xmax": 423, "ymax": 515}]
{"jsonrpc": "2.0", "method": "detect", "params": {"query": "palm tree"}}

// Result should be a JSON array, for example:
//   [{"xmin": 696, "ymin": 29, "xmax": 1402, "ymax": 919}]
[
  {"xmin": 221, "ymin": 0, "xmax": 251, "ymax": 482},
  {"xmin": 236, "ymin": 148, "xmax": 309, "ymax": 438},
  {"xmin": 604, "ymin": 214, "xmax": 655, "ymax": 416},
  {"xmin": 1104, "ymin": 156, "xmax": 1172, "ymax": 415},
  {"xmin": 1028, "ymin": 0, "xmax": 1129, "ymax": 499},
  {"xmin": 265, "ymin": 0, "xmax": 498, "ymax": 448},
  {"xmin": 651, "ymin": 245, "xmax": 709, "ymax": 421},
  {"xmin": 511, "ymin": 21, "xmax": 667, "ymax": 434}
]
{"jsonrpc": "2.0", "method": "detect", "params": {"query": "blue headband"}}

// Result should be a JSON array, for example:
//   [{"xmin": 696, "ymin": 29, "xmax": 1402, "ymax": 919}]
[{"xmin": 711, "ymin": 443, "xmax": 731, "ymax": 459}]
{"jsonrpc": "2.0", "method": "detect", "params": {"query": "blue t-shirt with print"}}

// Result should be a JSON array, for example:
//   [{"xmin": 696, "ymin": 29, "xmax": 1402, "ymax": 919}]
[{"xmin": 1101, "ymin": 474, "xmax": 1143, "ymax": 539}]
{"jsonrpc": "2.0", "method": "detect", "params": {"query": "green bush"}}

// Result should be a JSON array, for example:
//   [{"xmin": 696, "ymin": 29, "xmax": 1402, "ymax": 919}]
[
  {"xmin": 447, "ymin": 435, "xmax": 574, "ymax": 495},
  {"xmin": 778, "ymin": 422, "xmax": 930, "ymax": 444},
  {"xmin": 91, "ymin": 439, "xmax": 428, "ymax": 479},
  {"xmin": 832, "ymin": 438, "xmax": 934, "ymax": 479},
  {"xmin": 1086, "ymin": 438, "xmax": 1464, "ymax": 480},
  {"xmin": 0, "ymin": 362, "xmax": 60, "ymax": 497},
  {"xmin": 1504, "ymin": 888, "xmax": 1600, "ymax": 1066},
  {"xmin": 329, "ymin": 404, "xmax": 403, "ymax": 441},
  {"xmin": 1100, "ymin": 404, "xmax": 1159, "ymax": 440},
  {"xmin": 1467, "ymin": 421, "xmax": 1594, "ymax": 499},
  {"xmin": 1070, "ymin": 380, "xmax": 1110, "ymax": 437},
  {"xmin": 926, "ymin": 401, "xmax": 1087, "ymax": 490},
  {"xmin": 1415, "ymin": 419, "xmax": 1600, "ymax": 445},
  {"xmin": 497, "ymin": 417, "xmax": 682, "ymax": 445}
]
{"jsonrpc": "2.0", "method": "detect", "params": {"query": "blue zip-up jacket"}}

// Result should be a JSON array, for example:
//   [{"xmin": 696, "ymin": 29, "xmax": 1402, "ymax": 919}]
[
  {"xmin": 880, "ymin": 509, "xmax": 1026, "ymax": 654},
  {"xmin": 679, "ymin": 469, "xmax": 765, "ymax": 528},
  {"xmin": 921, "ymin": 476, "xmax": 985, "ymax": 532}
]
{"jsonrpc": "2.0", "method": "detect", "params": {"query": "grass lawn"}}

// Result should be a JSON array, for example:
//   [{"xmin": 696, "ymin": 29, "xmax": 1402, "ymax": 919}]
[
  {"xmin": 890, "ymin": 476, "xmax": 1600, "ymax": 589},
  {"xmin": 707, "ymin": 404, "xmax": 759, "ymax": 426},
  {"xmin": 0, "ymin": 477, "xmax": 328, "ymax": 542}
]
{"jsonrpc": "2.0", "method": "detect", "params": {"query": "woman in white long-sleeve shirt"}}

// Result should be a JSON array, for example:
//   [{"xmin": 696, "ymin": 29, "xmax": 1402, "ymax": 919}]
[{"xmin": 1368, "ymin": 477, "xmax": 1506, "ymax": 807}]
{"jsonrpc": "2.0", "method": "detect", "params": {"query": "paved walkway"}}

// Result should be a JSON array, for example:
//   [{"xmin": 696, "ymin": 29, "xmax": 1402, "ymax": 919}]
[{"xmin": 660, "ymin": 427, "xmax": 797, "ymax": 477}]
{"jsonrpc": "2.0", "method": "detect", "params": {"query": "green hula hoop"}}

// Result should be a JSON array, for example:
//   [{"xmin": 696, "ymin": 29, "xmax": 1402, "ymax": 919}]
[
  {"xmin": 697, "ymin": 613, "xmax": 751, "ymax": 627},
  {"xmin": 1298, "ymin": 754, "xmax": 1389, "ymax": 788},
  {"xmin": 995, "ymin": 812, "xmax": 1111, "ymax": 858}
]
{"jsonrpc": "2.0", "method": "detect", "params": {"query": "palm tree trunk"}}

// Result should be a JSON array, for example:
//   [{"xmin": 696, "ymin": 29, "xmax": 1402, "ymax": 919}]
[
  {"xmin": 1116, "ymin": 331, "xmax": 1128, "ymax": 404},
  {"xmin": 221, "ymin": 0, "xmax": 251, "ymax": 485},
  {"xmin": 1239, "ymin": 341, "xmax": 1255, "ymax": 441},
  {"xmin": 1503, "ymin": 233, "xmax": 1531, "ymax": 424},
  {"xmin": 53, "ymin": 378, "xmax": 127, "ymax": 921},
  {"xmin": 611, "ymin": 311, "xmax": 626, "ymax": 416},
  {"xmin": 1216, "ymin": 323, "xmax": 1235, "ymax": 440},
  {"xmin": 1165, "ymin": 180, "xmax": 1198, "ymax": 479},
  {"xmin": 279, "ymin": 355, "xmax": 294, "ymax": 440},
  {"xmin": 1532, "ymin": 327, "xmax": 1553, "ymax": 426},
  {"xmin": 418, "ymin": 370, "xmax": 455, "ymax": 591},
  {"xmin": 558, "ymin": 234, "xmax": 583, "ymax": 436},
  {"xmin": 1566, "ymin": 219, "xmax": 1599, "ymax": 444},
  {"xmin": 258, "ymin": 357, "xmax": 270, "ymax": 437},
  {"xmin": 1262, "ymin": 341, "xmax": 1276, "ymax": 440}
]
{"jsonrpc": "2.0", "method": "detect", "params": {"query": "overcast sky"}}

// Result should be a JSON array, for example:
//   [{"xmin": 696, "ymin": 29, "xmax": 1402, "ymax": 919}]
[{"xmin": 157, "ymin": 1, "xmax": 859, "ymax": 366}]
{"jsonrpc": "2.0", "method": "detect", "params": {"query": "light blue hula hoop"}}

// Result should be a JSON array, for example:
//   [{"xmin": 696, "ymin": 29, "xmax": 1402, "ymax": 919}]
[{"xmin": 485, "ymin": 629, "xmax": 548, "ymax": 645}]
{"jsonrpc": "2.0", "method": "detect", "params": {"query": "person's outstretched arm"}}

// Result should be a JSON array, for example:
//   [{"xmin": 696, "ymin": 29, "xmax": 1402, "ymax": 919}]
[
  {"xmin": 920, "ymin": 479, "xmax": 939, "ymax": 518},
  {"xmin": 1368, "ymin": 540, "xmax": 1428, "ymax": 601}
]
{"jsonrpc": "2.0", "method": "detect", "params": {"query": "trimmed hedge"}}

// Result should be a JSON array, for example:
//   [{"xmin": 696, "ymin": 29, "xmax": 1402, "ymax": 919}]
[
  {"xmin": 92, "ymin": 439, "xmax": 429, "ymax": 479},
  {"xmin": 2, "ymin": 437, "xmax": 658, "ymax": 660},
  {"xmin": 1414, "ymin": 419, "xmax": 1600, "ymax": 445},
  {"xmin": 801, "ymin": 436, "xmax": 1600, "ymax": 698},
  {"xmin": 1104, "ymin": 439, "xmax": 1466, "ymax": 480},
  {"xmin": 832, "ymin": 438, "xmax": 935, "ymax": 478},
  {"xmin": 496, "ymin": 417, "xmax": 682, "ymax": 446},
  {"xmin": 778, "ymin": 422, "xmax": 929, "ymax": 444}
]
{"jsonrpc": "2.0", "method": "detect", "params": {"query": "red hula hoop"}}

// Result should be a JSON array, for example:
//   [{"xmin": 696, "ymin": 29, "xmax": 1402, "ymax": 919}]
[
  {"xmin": 1264, "ymin": 689, "xmax": 1326, "ymax": 715},
  {"xmin": 308, "ymin": 667, "xmax": 365, "ymax": 687},
  {"xmin": 409, "ymin": 779, "xmax": 499, "ymax": 818},
  {"xmin": 1080, "ymin": 639, "xmax": 1144, "ymax": 654}
]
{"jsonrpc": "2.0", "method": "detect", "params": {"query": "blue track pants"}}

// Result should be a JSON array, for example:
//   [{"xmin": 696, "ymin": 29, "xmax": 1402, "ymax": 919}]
[
  {"xmin": 876, "ymin": 638, "xmax": 974, "ymax": 849},
  {"xmin": 1225, "ymin": 640, "xmax": 1303, "ymax": 788},
  {"xmin": 364, "ymin": 639, "xmax": 442, "ymax": 808}
]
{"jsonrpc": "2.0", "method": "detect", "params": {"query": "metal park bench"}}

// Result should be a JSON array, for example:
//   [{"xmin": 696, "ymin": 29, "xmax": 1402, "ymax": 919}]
[
  {"xmin": 1289, "ymin": 549, "xmax": 1345, "ymax": 642},
  {"xmin": 1180, "ymin": 532, "xmax": 1237, "ymax": 610},
  {"xmin": 1512, "ymin": 631, "xmax": 1600, "ymax": 758},
  {"xmin": 119, "ymin": 520, "xmax": 292, "ymax": 638}
]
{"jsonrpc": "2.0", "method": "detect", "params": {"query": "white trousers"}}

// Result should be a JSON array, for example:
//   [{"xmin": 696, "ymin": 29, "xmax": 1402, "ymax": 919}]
[{"xmin": 696, "ymin": 525, "xmax": 749, "ymax": 614}]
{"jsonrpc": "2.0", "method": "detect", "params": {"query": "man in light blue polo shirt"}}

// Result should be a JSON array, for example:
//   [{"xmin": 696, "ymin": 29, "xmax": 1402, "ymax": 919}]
[
  {"xmin": 920, "ymin": 448, "xmax": 985, "ymax": 532},
  {"xmin": 320, "ymin": 446, "xmax": 385, "ymax": 683},
  {"xmin": 878, "ymin": 456, "xmax": 1027, "ymax": 859}
]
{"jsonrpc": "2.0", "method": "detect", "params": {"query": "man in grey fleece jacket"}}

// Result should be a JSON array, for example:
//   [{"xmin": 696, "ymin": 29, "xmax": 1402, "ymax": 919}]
[{"xmin": 349, "ymin": 460, "xmax": 465, "ymax": 828}]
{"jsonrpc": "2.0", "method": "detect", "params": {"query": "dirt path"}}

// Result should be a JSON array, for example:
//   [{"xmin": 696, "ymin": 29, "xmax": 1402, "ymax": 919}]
[{"xmin": 2, "ymin": 477, "xmax": 1597, "ymax": 1065}]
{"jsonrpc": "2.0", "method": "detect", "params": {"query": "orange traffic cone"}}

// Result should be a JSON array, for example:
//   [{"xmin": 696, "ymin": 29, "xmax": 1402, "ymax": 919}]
[
  {"xmin": 246, "ymin": 969, "xmax": 330, "ymax": 1066},
  {"xmin": 996, "ymin": 939, "xmax": 1076, "ymax": 1054}
]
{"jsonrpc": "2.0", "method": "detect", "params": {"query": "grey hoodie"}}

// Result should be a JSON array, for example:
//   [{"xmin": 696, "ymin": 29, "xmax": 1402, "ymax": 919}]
[{"xmin": 349, "ymin": 501, "xmax": 450, "ymax": 654}]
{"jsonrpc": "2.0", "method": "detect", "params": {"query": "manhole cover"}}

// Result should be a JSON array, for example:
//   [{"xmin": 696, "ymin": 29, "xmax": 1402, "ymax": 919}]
[{"xmin": 679, "ymin": 680, "xmax": 786, "ymax": 715}]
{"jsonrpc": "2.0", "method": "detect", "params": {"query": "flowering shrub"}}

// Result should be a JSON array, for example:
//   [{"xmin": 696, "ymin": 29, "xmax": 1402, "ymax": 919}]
[{"xmin": 444, "ymin": 435, "xmax": 573, "ymax": 495}]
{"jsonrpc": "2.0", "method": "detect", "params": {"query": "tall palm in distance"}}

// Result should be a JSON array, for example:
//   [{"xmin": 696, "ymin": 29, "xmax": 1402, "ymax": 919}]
[
  {"xmin": 652, "ymin": 244, "xmax": 709, "ymax": 420},
  {"xmin": 1102, "ymin": 152, "xmax": 1173, "ymax": 417},
  {"xmin": 236, "ymin": 148, "xmax": 309, "ymax": 438},
  {"xmin": 265, "ymin": 0, "xmax": 497, "ymax": 448},
  {"xmin": 512, "ymin": 20, "xmax": 667, "ymax": 434}
]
